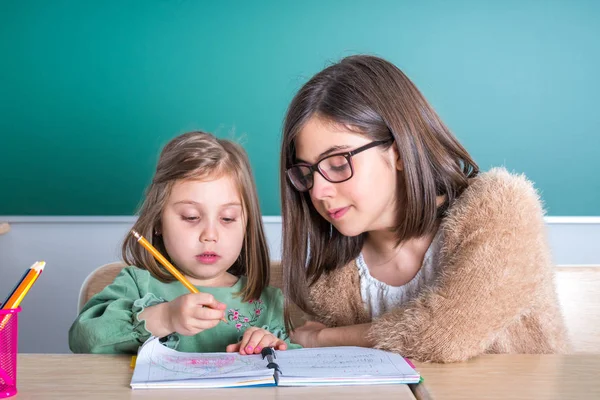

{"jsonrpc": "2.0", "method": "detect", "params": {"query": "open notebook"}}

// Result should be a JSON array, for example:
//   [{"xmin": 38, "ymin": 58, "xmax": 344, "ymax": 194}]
[{"xmin": 131, "ymin": 336, "xmax": 420, "ymax": 389}]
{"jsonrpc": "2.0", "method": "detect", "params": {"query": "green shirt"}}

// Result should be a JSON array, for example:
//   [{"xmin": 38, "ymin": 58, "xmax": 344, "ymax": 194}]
[{"xmin": 69, "ymin": 266, "xmax": 300, "ymax": 354}]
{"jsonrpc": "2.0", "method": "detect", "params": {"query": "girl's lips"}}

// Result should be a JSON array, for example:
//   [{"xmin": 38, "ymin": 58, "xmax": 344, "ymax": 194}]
[
  {"xmin": 195, "ymin": 253, "xmax": 221, "ymax": 264},
  {"xmin": 328, "ymin": 206, "xmax": 350, "ymax": 220}
]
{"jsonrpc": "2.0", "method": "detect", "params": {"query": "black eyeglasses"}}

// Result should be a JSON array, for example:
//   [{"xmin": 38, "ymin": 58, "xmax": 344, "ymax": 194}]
[{"xmin": 286, "ymin": 139, "xmax": 393, "ymax": 192}]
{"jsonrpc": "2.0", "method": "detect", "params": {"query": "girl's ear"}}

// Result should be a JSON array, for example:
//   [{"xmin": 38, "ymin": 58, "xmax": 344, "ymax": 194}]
[
  {"xmin": 391, "ymin": 144, "xmax": 403, "ymax": 171},
  {"xmin": 154, "ymin": 225, "xmax": 162, "ymax": 236}
]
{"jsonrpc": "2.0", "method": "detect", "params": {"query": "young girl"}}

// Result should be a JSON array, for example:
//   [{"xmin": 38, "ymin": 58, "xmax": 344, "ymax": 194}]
[
  {"xmin": 280, "ymin": 55, "xmax": 568, "ymax": 362},
  {"xmin": 70, "ymin": 131, "xmax": 297, "ymax": 355}
]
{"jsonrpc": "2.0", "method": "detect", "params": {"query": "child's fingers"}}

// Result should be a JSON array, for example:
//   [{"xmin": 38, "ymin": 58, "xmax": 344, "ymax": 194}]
[
  {"xmin": 225, "ymin": 342, "xmax": 241, "ymax": 353},
  {"xmin": 189, "ymin": 292, "xmax": 227, "ymax": 310},
  {"xmin": 256, "ymin": 334, "xmax": 287, "ymax": 353},
  {"xmin": 193, "ymin": 306, "xmax": 225, "ymax": 321},
  {"xmin": 255, "ymin": 334, "xmax": 279, "ymax": 354},
  {"xmin": 238, "ymin": 327, "xmax": 259, "ymax": 351},
  {"xmin": 234, "ymin": 330, "xmax": 287, "ymax": 355},
  {"xmin": 275, "ymin": 340, "xmax": 287, "ymax": 350},
  {"xmin": 196, "ymin": 318, "xmax": 221, "ymax": 330},
  {"xmin": 242, "ymin": 328, "xmax": 266, "ymax": 354},
  {"xmin": 211, "ymin": 301, "xmax": 227, "ymax": 310},
  {"xmin": 180, "ymin": 317, "xmax": 219, "ymax": 334}
]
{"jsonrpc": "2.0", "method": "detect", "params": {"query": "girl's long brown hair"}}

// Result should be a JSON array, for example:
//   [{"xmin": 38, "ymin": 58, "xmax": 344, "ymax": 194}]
[
  {"xmin": 280, "ymin": 55, "xmax": 478, "ymax": 327},
  {"xmin": 123, "ymin": 131, "xmax": 270, "ymax": 301}
]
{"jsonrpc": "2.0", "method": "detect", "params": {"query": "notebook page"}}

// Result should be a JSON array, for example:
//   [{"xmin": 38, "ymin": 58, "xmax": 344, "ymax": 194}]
[
  {"xmin": 275, "ymin": 346, "xmax": 419, "ymax": 379},
  {"xmin": 131, "ymin": 337, "xmax": 272, "ymax": 386}
]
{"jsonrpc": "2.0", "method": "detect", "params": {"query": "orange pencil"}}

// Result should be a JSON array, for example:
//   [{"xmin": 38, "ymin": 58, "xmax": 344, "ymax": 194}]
[
  {"xmin": 1, "ymin": 261, "xmax": 45, "ymax": 328},
  {"xmin": 1, "ymin": 261, "xmax": 45, "ymax": 310},
  {"xmin": 130, "ymin": 230, "xmax": 227, "ymax": 323}
]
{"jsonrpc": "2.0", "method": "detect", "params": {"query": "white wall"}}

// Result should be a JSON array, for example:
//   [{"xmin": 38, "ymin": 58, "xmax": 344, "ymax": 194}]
[{"xmin": 0, "ymin": 216, "xmax": 598, "ymax": 354}]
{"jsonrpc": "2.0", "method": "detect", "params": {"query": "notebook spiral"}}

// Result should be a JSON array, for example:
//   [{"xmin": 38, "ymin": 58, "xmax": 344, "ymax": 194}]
[{"xmin": 261, "ymin": 347, "xmax": 281, "ymax": 384}]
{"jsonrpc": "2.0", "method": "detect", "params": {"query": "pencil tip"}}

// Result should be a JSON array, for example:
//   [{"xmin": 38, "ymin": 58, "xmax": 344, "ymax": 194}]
[{"xmin": 33, "ymin": 261, "xmax": 45, "ymax": 271}]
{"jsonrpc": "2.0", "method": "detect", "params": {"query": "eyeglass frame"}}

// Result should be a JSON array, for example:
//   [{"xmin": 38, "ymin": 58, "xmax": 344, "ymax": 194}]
[{"xmin": 286, "ymin": 139, "xmax": 393, "ymax": 192}]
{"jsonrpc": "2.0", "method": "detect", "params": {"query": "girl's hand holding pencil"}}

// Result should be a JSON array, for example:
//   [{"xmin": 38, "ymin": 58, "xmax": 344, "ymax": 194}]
[
  {"xmin": 138, "ymin": 293, "xmax": 226, "ymax": 337},
  {"xmin": 165, "ymin": 293, "xmax": 227, "ymax": 336}
]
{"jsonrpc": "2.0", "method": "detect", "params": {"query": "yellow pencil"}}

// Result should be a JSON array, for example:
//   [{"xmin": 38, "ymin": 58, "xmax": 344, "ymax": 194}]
[
  {"xmin": 2, "ymin": 261, "xmax": 45, "ymax": 310},
  {"xmin": 1, "ymin": 261, "xmax": 45, "ymax": 328},
  {"xmin": 130, "ymin": 230, "xmax": 227, "ymax": 323}
]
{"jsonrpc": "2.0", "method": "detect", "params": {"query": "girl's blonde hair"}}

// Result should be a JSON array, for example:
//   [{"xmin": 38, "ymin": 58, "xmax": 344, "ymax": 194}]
[{"xmin": 122, "ymin": 131, "xmax": 270, "ymax": 301}]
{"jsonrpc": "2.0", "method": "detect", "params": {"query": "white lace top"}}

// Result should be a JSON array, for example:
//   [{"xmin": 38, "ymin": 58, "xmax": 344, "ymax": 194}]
[{"xmin": 357, "ymin": 231, "xmax": 443, "ymax": 318}]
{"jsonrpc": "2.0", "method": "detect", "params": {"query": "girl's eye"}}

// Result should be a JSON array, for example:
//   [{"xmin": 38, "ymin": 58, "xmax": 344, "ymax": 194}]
[
  {"xmin": 182, "ymin": 216, "xmax": 199, "ymax": 221},
  {"xmin": 329, "ymin": 163, "xmax": 349, "ymax": 172},
  {"xmin": 222, "ymin": 217, "xmax": 237, "ymax": 223}
]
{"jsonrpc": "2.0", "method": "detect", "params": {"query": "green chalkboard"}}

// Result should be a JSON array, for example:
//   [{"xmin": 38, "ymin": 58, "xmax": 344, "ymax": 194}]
[{"xmin": 1, "ymin": 0, "xmax": 599, "ymax": 216}]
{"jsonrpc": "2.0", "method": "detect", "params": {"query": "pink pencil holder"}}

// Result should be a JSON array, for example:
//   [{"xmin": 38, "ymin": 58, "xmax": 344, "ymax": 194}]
[{"xmin": 0, "ymin": 307, "xmax": 21, "ymax": 398}]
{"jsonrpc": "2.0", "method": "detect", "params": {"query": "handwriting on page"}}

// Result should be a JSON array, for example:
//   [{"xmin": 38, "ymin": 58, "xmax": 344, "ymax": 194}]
[
  {"xmin": 274, "ymin": 347, "xmax": 413, "ymax": 377},
  {"xmin": 283, "ymin": 354, "xmax": 383, "ymax": 372}
]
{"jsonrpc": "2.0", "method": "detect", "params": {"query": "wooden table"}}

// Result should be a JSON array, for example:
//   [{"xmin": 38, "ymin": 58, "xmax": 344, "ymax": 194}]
[
  {"xmin": 413, "ymin": 354, "xmax": 600, "ymax": 399},
  {"xmin": 12, "ymin": 354, "xmax": 416, "ymax": 399},
  {"xmin": 11, "ymin": 354, "xmax": 600, "ymax": 399}
]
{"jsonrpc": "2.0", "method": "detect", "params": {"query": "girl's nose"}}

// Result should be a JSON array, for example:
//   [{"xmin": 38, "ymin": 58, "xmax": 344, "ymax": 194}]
[
  {"xmin": 199, "ymin": 222, "xmax": 218, "ymax": 242},
  {"xmin": 310, "ymin": 172, "xmax": 335, "ymax": 200}
]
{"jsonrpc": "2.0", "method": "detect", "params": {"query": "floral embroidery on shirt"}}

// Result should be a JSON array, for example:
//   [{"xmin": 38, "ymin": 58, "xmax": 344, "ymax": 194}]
[{"xmin": 227, "ymin": 299, "xmax": 264, "ymax": 331}]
